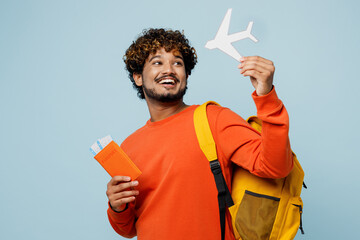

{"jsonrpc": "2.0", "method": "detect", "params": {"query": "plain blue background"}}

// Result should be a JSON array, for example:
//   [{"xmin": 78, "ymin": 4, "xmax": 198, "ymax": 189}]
[{"xmin": 1, "ymin": 0, "xmax": 359, "ymax": 239}]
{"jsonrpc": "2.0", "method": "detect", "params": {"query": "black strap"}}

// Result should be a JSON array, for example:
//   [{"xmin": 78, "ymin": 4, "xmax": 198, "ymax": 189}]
[{"xmin": 210, "ymin": 160, "xmax": 234, "ymax": 240}]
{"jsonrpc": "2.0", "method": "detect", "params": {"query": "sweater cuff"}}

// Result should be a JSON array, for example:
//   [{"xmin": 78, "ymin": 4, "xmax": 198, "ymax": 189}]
[
  {"xmin": 252, "ymin": 86, "xmax": 282, "ymax": 116},
  {"xmin": 107, "ymin": 202, "xmax": 133, "ymax": 223}
]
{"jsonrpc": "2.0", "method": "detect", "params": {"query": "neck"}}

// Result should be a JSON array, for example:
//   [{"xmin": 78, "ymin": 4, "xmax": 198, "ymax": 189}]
[{"xmin": 145, "ymin": 97, "xmax": 189, "ymax": 122}]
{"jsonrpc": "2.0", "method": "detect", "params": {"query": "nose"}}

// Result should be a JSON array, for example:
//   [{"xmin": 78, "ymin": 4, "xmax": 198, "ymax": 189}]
[{"xmin": 161, "ymin": 61, "xmax": 175, "ymax": 75}]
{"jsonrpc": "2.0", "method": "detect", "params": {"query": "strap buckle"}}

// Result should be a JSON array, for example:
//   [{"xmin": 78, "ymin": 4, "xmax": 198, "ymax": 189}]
[{"xmin": 210, "ymin": 160, "xmax": 222, "ymax": 174}]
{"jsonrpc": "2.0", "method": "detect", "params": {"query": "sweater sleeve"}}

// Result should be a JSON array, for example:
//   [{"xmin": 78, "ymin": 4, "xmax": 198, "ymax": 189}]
[
  {"xmin": 107, "ymin": 203, "xmax": 137, "ymax": 238},
  {"xmin": 209, "ymin": 87, "xmax": 293, "ymax": 178}
]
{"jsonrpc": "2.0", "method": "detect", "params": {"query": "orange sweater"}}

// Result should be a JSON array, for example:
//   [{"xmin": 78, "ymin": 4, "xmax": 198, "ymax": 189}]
[{"xmin": 107, "ymin": 88, "xmax": 293, "ymax": 239}]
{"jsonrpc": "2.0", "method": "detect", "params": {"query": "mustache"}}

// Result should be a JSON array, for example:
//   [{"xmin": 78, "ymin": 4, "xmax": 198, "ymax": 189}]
[{"xmin": 155, "ymin": 74, "xmax": 179, "ymax": 83}]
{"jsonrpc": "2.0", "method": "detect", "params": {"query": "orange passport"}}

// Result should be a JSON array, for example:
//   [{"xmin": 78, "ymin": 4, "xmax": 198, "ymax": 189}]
[{"xmin": 94, "ymin": 141, "xmax": 141, "ymax": 180}]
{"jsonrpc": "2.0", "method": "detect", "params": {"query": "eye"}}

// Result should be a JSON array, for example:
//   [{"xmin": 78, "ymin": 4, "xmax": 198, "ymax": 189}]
[
  {"xmin": 153, "ymin": 61, "xmax": 162, "ymax": 65},
  {"xmin": 174, "ymin": 61, "xmax": 183, "ymax": 66}
]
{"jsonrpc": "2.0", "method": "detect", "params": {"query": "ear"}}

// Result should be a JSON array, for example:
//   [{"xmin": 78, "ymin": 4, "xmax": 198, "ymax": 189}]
[{"xmin": 133, "ymin": 73, "xmax": 143, "ymax": 87}]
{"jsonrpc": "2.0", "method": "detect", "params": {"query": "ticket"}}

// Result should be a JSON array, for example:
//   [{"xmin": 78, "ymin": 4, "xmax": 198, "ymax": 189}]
[{"xmin": 90, "ymin": 136, "xmax": 142, "ymax": 180}]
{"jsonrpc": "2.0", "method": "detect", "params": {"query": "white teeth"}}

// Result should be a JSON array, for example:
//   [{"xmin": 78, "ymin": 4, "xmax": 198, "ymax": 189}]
[{"xmin": 159, "ymin": 79, "xmax": 175, "ymax": 84}]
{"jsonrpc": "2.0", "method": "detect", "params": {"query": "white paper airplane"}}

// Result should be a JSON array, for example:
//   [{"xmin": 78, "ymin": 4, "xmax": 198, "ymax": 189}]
[{"xmin": 205, "ymin": 8, "xmax": 258, "ymax": 62}]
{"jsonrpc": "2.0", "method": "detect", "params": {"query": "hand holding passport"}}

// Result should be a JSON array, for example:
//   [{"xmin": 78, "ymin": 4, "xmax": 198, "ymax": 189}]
[{"xmin": 90, "ymin": 135, "xmax": 142, "ymax": 180}]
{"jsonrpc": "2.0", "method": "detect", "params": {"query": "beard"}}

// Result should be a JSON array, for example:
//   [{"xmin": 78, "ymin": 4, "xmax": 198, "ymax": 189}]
[{"xmin": 142, "ymin": 79, "xmax": 187, "ymax": 103}]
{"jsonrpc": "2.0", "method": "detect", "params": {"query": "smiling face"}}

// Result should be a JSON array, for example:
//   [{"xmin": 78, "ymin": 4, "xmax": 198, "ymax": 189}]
[{"xmin": 133, "ymin": 48, "xmax": 188, "ymax": 103}]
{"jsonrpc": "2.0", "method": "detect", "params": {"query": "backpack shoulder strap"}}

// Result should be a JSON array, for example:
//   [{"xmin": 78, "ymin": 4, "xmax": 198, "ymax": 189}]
[
  {"xmin": 193, "ymin": 101, "xmax": 219, "ymax": 162},
  {"xmin": 246, "ymin": 115, "xmax": 263, "ymax": 131},
  {"xmin": 193, "ymin": 101, "xmax": 233, "ymax": 240}
]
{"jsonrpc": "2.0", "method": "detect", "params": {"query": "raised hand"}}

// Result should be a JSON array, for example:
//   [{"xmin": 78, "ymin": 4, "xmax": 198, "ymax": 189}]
[{"xmin": 238, "ymin": 56, "xmax": 275, "ymax": 96}]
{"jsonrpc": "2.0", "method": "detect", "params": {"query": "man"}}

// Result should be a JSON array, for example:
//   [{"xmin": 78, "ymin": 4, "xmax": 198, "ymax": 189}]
[{"xmin": 106, "ymin": 28, "xmax": 293, "ymax": 239}]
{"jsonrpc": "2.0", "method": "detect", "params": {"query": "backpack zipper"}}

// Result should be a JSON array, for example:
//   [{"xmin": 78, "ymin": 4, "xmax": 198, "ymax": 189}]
[{"xmin": 293, "ymin": 204, "xmax": 305, "ymax": 234}]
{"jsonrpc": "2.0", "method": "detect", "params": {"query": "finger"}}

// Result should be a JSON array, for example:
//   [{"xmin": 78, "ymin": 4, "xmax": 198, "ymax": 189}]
[
  {"xmin": 242, "ymin": 69, "xmax": 262, "ymax": 79},
  {"xmin": 238, "ymin": 60, "xmax": 275, "ymax": 73},
  {"xmin": 111, "ymin": 196, "xmax": 137, "ymax": 210},
  {"xmin": 107, "ymin": 186, "xmax": 139, "ymax": 202},
  {"xmin": 239, "ymin": 63, "xmax": 274, "ymax": 75},
  {"xmin": 115, "ymin": 189, "xmax": 139, "ymax": 199},
  {"xmin": 107, "ymin": 180, "xmax": 139, "ymax": 195},
  {"xmin": 110, "ymin": 189, "xmax": 140, "ymax": 201},
  {"xmin": 240, "ymin": 56, "xmax": 273, "ymax": 65},
  {"xmin": 107, "ymin": 176, "xmax": 131, "ymax": 187},
  {"xmin": 114, "ymin": 180, "xmax": 139, "ymax": 193}
]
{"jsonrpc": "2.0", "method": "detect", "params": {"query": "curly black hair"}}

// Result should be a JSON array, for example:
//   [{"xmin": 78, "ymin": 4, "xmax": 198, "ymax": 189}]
[{"xmin": 123, "ymin": 28, "xmax": 198, "ymax": 99}]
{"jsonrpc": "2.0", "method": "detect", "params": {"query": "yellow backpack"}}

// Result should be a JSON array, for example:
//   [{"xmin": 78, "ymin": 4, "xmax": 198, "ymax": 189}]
[{"xmin": 194, "ymin": 101, "xmax": 305, "ymax": 240}]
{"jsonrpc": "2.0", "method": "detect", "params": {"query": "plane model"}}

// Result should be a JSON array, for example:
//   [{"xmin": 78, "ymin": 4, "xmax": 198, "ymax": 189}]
[{"xmin": 205, "ymin": 8, "xmax": 258, "ymax": 62}]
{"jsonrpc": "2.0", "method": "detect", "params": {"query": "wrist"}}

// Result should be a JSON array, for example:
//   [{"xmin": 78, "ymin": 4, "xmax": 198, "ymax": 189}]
[
  {"xmin": 255, "ymin": 85, "xmax": 274, "ymax": 96},
  {"xmin": 252, "ymin": 86, "xmax": 282, "ymax": 115},
  {"xmin": 109, "ymin": 202, "xmax": 128, "ymax": 213}
]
